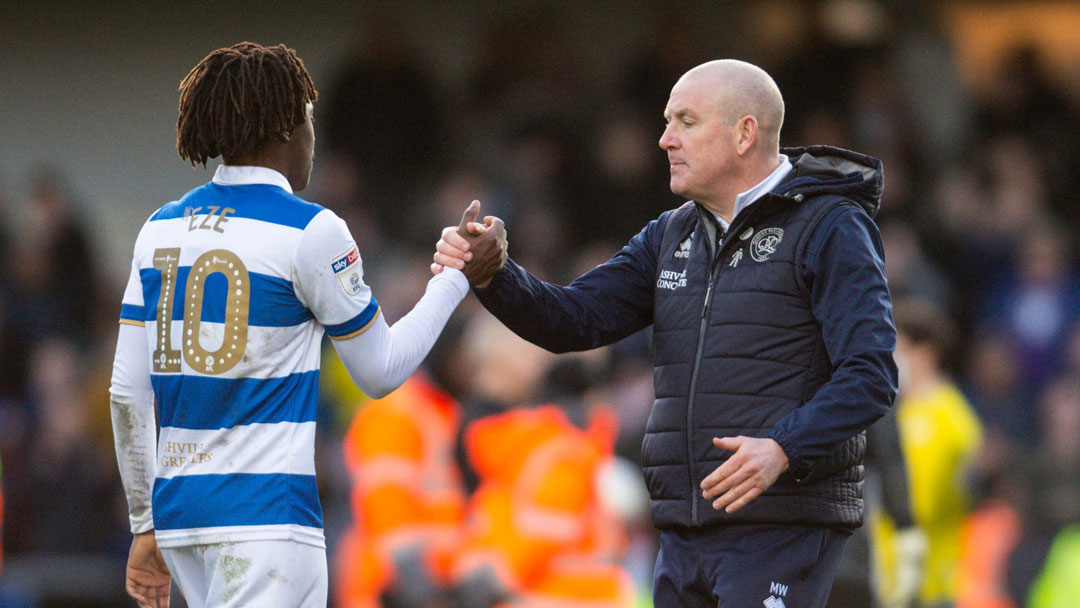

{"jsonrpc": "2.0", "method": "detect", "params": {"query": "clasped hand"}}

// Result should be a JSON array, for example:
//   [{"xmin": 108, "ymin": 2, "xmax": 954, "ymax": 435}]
[{"xmin": 431, "ymin": 200, "xmax": 508, "ymax": 288}]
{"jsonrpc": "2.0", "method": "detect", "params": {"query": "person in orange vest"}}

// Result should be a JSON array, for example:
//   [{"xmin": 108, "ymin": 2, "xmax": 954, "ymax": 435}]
[
  {"xmin": 956, "ymin": 496, "xmax": 1021, "ymax": 608},
  {"xmin": 450, "ymin": 404, "xmax": 635, "ymax": 608},
  {"xmin": 334, "ymin": 373, "xmax": 467, "ymax": 608}
]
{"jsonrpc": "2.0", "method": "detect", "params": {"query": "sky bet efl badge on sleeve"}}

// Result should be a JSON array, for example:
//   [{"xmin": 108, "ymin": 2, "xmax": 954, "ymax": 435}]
[{"xmin": 331, "ymin": 245, "xmax": 364, "ymax": 296}]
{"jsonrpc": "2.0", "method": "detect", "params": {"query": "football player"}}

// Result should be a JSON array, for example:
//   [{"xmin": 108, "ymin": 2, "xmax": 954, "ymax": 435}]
[{"xmin": 109, "ymin": 42, "xmax": 497, "ymax": 608}]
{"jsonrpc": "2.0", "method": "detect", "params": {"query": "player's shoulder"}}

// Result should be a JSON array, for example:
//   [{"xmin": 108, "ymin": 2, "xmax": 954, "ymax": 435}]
[
  {"xmin": 298, "ymin": 204, "xmax": 350, "ymax": 239},
  {"xmin": 148, "ymin": 182, "xmax": 328, "ymax": 231},
  {"xmin": 268, "ymin": 189, "xmax": 329, "ymax": 230}
]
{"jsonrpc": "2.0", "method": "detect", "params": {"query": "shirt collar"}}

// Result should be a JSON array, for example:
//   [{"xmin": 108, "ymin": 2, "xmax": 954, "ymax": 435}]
[
  {"xmin": 212, "ymin": 165, "xmax": 293, "ymax": 194},
  {"xmin": 712, "ymin": 154, "xmax": 792, "ymax": 231}
]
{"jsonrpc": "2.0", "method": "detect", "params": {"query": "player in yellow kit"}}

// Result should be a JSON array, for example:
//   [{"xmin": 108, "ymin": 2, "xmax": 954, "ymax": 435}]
[{"xmin": 881, "ymin": 300, "xmax": 982, "ymax": 608}]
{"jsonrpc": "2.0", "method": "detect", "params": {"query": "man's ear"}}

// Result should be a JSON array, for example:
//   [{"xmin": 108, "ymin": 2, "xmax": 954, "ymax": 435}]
[{"xmin": 735, "ymin": 115, "xmax": 757, "ymax": 157}]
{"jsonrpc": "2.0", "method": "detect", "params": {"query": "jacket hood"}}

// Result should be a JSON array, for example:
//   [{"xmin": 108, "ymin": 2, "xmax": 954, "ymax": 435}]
[{"xmin": 779, "ymin": 145, "xmax": 884, "ymax": 218}]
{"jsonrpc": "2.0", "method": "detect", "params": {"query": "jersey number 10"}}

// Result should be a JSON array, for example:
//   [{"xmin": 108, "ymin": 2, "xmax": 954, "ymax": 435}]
[{"xmin": 152, "ymin": 247, "xmax": 250, "ymax": 375}]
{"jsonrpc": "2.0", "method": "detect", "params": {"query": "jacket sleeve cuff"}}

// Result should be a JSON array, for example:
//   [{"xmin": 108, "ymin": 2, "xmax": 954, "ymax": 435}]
[
  {"xmin": 767, "ymin": 430, "xmax": 810, "ymax": 482},
  {"xmin": 473, "ymin": 262, "xmax": 513, "ymax": 298}
]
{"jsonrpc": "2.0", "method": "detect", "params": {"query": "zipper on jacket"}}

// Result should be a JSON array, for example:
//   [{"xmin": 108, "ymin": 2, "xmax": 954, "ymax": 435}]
[
  {"xmin": 685, "ymin": 262, "xmax": 718, "ymax": 525},
  {"xmin": 683, "ymin": 194, "xmax": 801, "ymax": 524}
]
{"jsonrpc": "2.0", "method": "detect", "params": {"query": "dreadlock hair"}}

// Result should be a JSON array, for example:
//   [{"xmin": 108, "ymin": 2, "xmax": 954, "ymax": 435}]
[{"xmin": 176, "ymin": 42, "xmax": 318, "ymax": 167}]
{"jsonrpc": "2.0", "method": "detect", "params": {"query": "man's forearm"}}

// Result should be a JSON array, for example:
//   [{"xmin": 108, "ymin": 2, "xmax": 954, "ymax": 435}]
[
  {"xmin": 771, "ymin": 205, "xmax": 897, "ymax": 478},
  {"xmin": 475, "ymin": 258, "xmax": 652, "ymax": 353},
  {"xmin": 767, "ymin": 349, "xmax": 896, "ymax": 478}
]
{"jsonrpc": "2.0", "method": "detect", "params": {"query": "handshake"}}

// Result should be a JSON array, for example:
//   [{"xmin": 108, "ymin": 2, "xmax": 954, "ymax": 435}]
[{"xmin": 430, "ymin": 200, "xmax": 508, "ymax": 288}]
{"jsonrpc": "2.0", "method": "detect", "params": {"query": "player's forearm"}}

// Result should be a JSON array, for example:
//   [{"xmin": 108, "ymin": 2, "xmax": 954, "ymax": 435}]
[
  {"xmin": 110, "ymin": 324, "xmax": 158, "ymax": 534},
  {"xmin": 336, "ymin": 268, "xmax": 468, "ymax": 398},
  {"xmin": 111, "ymin": 392, "xmax": 158, "ymax": 533}
]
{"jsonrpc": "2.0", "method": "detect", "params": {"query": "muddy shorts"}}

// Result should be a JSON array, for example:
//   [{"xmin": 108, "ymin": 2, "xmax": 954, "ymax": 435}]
[{"xmin": 161, "ymin": 539, "xmax": 327, "ymax": 607}]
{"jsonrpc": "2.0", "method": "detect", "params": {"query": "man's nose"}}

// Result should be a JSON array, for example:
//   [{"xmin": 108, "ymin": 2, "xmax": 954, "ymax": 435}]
[{"xmin": 659, "ymin": 126, "xmax": 675, "ymax": 150}]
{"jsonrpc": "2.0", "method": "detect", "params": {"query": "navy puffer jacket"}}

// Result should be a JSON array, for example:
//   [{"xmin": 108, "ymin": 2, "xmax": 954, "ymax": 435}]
[{"xmin": 477, "ymin": 146, "xmax": 898, "ymax": 530}]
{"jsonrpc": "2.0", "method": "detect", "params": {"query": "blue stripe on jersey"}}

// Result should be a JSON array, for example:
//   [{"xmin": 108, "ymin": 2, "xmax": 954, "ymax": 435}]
[
  {"xmin": 120, "ymin": 303, "xmax": 145, "ymax": 321},
  {"xmin": 323, "ymin": 299, "xmax": 380, "ymax": 337},
  {"xmin": 153, "ymin": 473, "xmax": 322, "ymax": 530},
  {"xmin": 152, "ymin": 371, "xmax": 318, "ymax": 429},
  {"xmin": 140, "ymin": 267, "xmax": 313, "ymax": 327},
  {"xmin": 150, "ymin": 183, "xmax": 324, "ymax": 229}
]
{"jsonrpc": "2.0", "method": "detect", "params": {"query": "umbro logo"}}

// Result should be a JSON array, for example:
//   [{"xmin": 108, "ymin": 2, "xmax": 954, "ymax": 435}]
[{"xmin": 674, "ymin": 236, "xmax": 692, "ymax": 258}]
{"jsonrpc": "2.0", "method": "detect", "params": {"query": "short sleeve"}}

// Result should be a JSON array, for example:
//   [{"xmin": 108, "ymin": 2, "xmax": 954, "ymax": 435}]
[{"xmin": 292, "ymin": 210, "xmax": 381, "ymax": 340}]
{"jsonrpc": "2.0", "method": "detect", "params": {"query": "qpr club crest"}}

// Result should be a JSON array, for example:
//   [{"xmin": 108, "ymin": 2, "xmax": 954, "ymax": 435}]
[{"xmin": 750, "ymin": 227, "xmax": 784, "ymax": 262}]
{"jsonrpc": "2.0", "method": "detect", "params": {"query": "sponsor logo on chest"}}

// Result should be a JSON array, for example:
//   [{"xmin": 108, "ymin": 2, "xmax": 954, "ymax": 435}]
[{"xmin": 656, "ymin": 269, "xmax": 687, "ymax": 291}]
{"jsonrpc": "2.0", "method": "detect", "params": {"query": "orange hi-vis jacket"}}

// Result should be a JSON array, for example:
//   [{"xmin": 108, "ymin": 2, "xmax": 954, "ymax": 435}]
[
  {"xmin": 334, "ymin": 375, "xmax": 466, "ymax": 608},
  {"xmin": 455, "ymin": 405, "xmax": 635, "ymax": 608},
  {"xmin": 956, "ymin": 499, "xmax": 1022, "ymax": 608}
]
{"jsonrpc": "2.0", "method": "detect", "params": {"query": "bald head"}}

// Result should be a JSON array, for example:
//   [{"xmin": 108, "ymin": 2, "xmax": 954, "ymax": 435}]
[
  {"xmin": 660, "ymin": 59, "xmax": 786, "ymax": 216},
  {"xmin": 676, "ymin": 59, "xmax": 785, "ymax": 151}
]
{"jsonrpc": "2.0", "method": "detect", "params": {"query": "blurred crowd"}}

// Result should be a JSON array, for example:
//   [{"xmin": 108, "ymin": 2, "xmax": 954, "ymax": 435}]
[{"xmin": 3, "ymin": 4, "xmax": 1080, "ymax": 607}]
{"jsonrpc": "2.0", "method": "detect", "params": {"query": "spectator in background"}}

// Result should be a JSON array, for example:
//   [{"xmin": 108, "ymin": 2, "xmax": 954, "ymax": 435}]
[
  {"xmin": 451, "ymin": 398, "xmax": 634, "ymax": 607},
  {"xmin": 881, "ymin": 220, "xmax": 953, "ymax": 312},
  {"xmin": 452, "ymin": 314, "xmax": 556, "ymax": 493},
  {"xmin": 468, "ymin": 10, "xmax": 584, "ymax": 125},
  {"xmin": 0, "ymin": 301, "xmax": 31, "ymax": 458},
  {"xmin": 954, "ymin": 451, "xmax": 1025, "ymax": 608},
  {"xmin": 582, "ymin": 106, "xmax": 680, "ymax": 243},
  {"xmin": 322, "ymin": 10, "xmax": 450, "ymax": 233},
  {"xmin": 976, "ymin": 45, "xmax": 1080, "ymax": 219},
  {"xmin": 5, "ymin": 339, "xmax": 123, "ymax": 555},
  {"xmin": 335, "ymin": 375, "xmax": 466, "ymax": 608},
  {"xmin": 925, "ymin": 162, "xmax": 997, "ymax": 305},
  {"xmin": 979, "ymin": 221, "xmax": 1080, "ymax": 394},
  {"xmin": 961, "ymin": 334, "xmax": 1033, "ymax": 491},
  {"xmin": 1002, "ymin": 376, "xmax": 1080, "ymax": 607},
  {"xmin": 5, "ymin": 169, "xmax": 103, "ymax": 344},
  {"xmin": 889, "ymin": 300, "xmax": 982, "ymax": 608}
]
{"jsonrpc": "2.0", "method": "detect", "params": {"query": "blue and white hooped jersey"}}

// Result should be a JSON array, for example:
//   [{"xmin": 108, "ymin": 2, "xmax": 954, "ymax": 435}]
[{"xmin": 118, "ymin": 165, "xmax": 378, "ymax": 548}]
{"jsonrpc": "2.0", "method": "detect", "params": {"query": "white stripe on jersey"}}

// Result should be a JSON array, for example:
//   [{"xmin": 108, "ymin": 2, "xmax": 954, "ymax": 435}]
[
  {"xmin": 156, "ymin": 422, "xmax": 316, "ymax": 479},
  {"xmin": 145, "ymin": 321, "xmax": 322, "ymax": 380},
  {"xmin": 155, "ymin": 524, "xmax": 325, "ymax": 549}
]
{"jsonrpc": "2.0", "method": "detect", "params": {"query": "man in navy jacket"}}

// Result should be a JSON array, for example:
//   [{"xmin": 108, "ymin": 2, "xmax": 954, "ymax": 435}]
[{"xmin": 434, "ymin": 59, "xmax": 897, "ymax": 608}]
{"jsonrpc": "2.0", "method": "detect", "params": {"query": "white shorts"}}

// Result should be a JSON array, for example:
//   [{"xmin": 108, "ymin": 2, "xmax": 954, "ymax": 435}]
[{"xmin": 161, "ymin": 540, "xmax": 327, "ymax": 608}]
